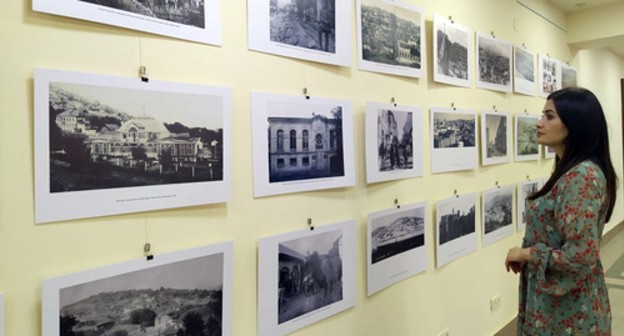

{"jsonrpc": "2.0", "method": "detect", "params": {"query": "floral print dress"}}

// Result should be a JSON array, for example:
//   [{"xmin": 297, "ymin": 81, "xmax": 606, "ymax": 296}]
[{"xmin": 519, "ymin": 161, "xmax": 612, "ymax": 335}]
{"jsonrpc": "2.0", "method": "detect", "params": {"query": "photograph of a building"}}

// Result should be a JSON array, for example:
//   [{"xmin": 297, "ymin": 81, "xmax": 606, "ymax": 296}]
[
  {"xmin": 270, "ymin": 0, "xmax": 336, "ymax": 53},
  {"xmin": 377, "ymin": 109, "xmax": 413, "ymax": 171},
  {"xmin": 477, "ymin": 34, "xmax": 512, "ymax": 91},
  {"xmin": 483, "ymin": 113, "xmax": 508, "ymax": 160},
  {"xmin": 79, "ymin": 0, "xmax": 206, "ymax": 28},
  {"xmin": 438, "ymin": 202, "xmax": 476, "ymax": 245},
  {"xmin": 434, "ymin": 15, "xmax": 469, "ymax": 85},
  {"xmin": 515, "ymin": 115, "xmax": 539, "ymax": 157},
  {"xmin": 433, "ymin": 112, "xmax": 475, "ymax": 148},
  {"xmin": 370, "ymin": 207, "xmax": 424, "ymax": 264}
]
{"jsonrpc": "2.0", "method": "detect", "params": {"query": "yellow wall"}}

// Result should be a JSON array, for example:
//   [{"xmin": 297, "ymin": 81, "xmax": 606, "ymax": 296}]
[{"xmin": 0, "ymin": 0, "xmax": 621, "ymax": 335}]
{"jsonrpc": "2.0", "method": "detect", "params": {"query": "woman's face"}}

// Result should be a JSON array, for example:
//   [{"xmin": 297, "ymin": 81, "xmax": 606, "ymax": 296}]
[{"xmin": 536, "ymin": 100, "xmax": 569, "ymax": 151}]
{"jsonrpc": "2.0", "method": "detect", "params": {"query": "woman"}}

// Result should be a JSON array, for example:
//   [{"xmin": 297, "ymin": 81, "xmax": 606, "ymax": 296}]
[{"xmin": 505, "ymin": 87, "xmax": 617, "ymax": 335}]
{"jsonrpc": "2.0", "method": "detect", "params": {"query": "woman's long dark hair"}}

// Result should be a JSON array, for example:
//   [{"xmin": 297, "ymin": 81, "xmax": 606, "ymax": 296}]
[{"xmin": 528, "ymin": 87, "xmax": 617, "ymax": 222}]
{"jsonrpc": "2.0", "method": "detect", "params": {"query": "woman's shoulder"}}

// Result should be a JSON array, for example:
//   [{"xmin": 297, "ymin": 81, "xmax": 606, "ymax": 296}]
[{"xmin": 557, "ymin": 160, "xmax": 606, "ymax": 190}]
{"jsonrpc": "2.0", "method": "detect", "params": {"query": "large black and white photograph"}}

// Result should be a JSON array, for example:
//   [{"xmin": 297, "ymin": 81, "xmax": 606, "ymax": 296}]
[
  {"xmin": 539, "ymin": 54, "xmax": 560, "ymax": 97},
  {"xmin": 34, "ymin": 68, "xmax": 231, "ymax": 223},
  {"xmin": 436, "ymin": 193, "xmax": 478, "ymax": 268},
  {"xmin": 42, "ymin": 242, "xmax": 233, "ymax": 336},
  {"xmin": 365, "ymin": 102, "xmax": 423, "ymax": 183},
  {"xmin": 514, "ymin": 114, "xmax": 541, "ymax": 161},
  {"xmin": 258, "ymin": 220, "xmax": 356, "ymax": 336},
  {"xmin": 513, "ymin": 46, "xmax": 536, "ymax": 96},
  {"xmin": 357, "ymin": 0, "xmax": 424, "ymax": 78},
  {"xmin": 560, "ymin": 63, "xmax": 578, "ymax": 89},
  {"xmin": 476, "ymin": 32, "xmax": 512, "ymax": 92},
  {"xmin": 251, "ymin": 92, "xmax": 355, "ymax": 197},
  {"xmin": 433, "ymin": 14, "xmax": 471, "ymax": 87},
  {"xmin": 367, "ymin": 202, "xmax": 428, "ymax": 296},
  {"xmin": 480, "ymin": 110, "xmax": 510, "ymax": 166},
  {"xmin": 248, "ymin": 0, "xmax": 351, "ymax": 66},
  {"xmin": 517, "ymin": 180, "xmax": 540, "ymax": 232},
  {"xmin": 33, "ymin": 0, "xmax": 221, "ymax": 45},
  {"xmin": 430, "ymin": 107, "xmax": 478, "ymax": 173},
  {"xmin": 481, "ymin": 185, "xmax": 514, "ymax": 247}
]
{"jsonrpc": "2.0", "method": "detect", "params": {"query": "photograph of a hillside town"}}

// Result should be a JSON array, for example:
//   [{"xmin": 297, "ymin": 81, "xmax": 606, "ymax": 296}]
[
  {"xmin": 59, "ymin": 254, "xmax": 224, "ymax": 336},
  {"xmin": 514, "ymin": 47, "xmax": 534, "ymax": 82},
  {"xmin": 516, "ymin": 116, "xmax": 539, "ymax": 155},
  {"xmin": 478, "ymin": 36, "xmax": 510, "ymax": 86},
  {"xmin": 433, "ymin": 112, "xmax": 475, "ymax": 148},
  {"xmin": 48, "ymin": 82, "xmax": 224, "ymax": 193},
  {"xmin": 438, "ymin": 201, "xmax": 476, "ymax": 245},
  {"xmin": 360, "ymin": 0, "xmax": 422, "ymax": 69},
  {"xmin": 377, "ymin": 109, "xmax": 413, "ymax": 171},
  {"xmin": 277, "ymin": 230, "xmax": 343, "ymax": 324},
  {"xmin": 270, "ymin": 0, "xmax": 336, "ymax": 53},
  {"xmin": 435, "ymin": 20, "xmax": 468, "ymax": 80},
  {"xmin": 79, "ymin": 0, "xmax": 206, "ymax": 28},
  {"xmin": 483, "ymin": 189, "xmax": 513, "ymax": 234},
  {"xmin": 484, "ymin": 114, "xmax": 507, "ymax": 159},
  {"xmin": 370, "ymin": 207, "xmax": 425, "ymax": 264}
]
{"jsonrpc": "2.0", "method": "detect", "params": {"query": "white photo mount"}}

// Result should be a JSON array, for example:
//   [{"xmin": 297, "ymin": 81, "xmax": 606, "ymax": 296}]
[
  {"xmin": 513, "ymin": 45, "xmax": 536, "ymax": 96},
  {"xmin": 480, "ymin": 109, "xmax": 511, "ymax": 166},
  {"xmin": 514, "ymin": 114, "xmax": 541, "ymax": 161},
  {"xmin": 433, "ymin": 14, "xmax": 472, "ymax": 88},
  {"xmin": 481, "ymin": 184, "xmax": 514, "ymax": 247},
  {"xmin": 476, "ymin": 32, "xmax": 512, "ymax": 93},
  {"xmin": 436, "ymin": 193, "xmax": 478, "ymax": 268},
  {"xmin": 430, "ymin": 107, "xmax": 478, "ymax": 173}
]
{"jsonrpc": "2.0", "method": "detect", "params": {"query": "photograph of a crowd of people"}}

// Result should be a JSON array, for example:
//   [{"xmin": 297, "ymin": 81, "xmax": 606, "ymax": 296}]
[
  {"xmin": 482, "ymin": 185, "xmax": 514, "ymax": 246},
  {"xmin": 513, "ymin": 46, "xmax": 535, "ymax": 96},
  {"xmin": 476, "ymin": 33, "xmax": 512, "ymax": 92},
  {"xmin": 480, "ymin": 111, "xmax": 510, "ymax": 165},
  {"xmin": 433, "ymin": 15, "xmax": 471, "ymax": 87},
  {"xmin": 436, "ymin": 193, "xmax": 478, "ymax": 267},
  {"xmin": 515, "ymin": 115, "xmax": 540, "ymax": 161}
]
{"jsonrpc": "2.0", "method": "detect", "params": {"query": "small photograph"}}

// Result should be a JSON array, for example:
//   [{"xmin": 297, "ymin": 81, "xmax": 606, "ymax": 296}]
[
  {"xmin": 544, "ymin": 145, "xmax": 556, "ymax": 159},
  {"xmin": 367, "ymin": 202, "xmax": 428, "ymax": 295},
  {"xmin": 482, "ymin": 185, "xmax": 514, "ymax": 247},
  {"xmin": 433, "ymin": 14, "xmax": 471, "ymax": 87},
  {"xmin": 258, "ymin": 220, "xmax": 356, "ymax": 336},
  {"xmin": 476, "ymin": 33, "xmax": 512, "ymax": 92},
  {"xmin": 436, "ymin": 193, "xmax": 478, "ymax": 268},
  {"xmin": 515, "ymin": 114, "xmax": 541, "ymax": 161},
  {"xmin": 42, "ymin": 242, "xmax": 233, "ymax": 336},
  {"xmin": 513, "ymin": 46, "xmax": 535, "ymax": 96},
  {"xmin": 561, "ymin": 64, "xmax": 578, "ymax": 88},
  {"xmin": 539, "ymin": 54, "xmax": 560, "ymax": 97},
  {"xmin": 517, "ymin": 180, "xmax": 540, "ymax": 231},
  {"xmin": 357, "ymin": 0, "xmax": 424, "ymax": 78},
  {"xmin": 480, "ymin": 110, "xmax": 510, "ymax": 166},
  {"xmin": 430, "ymin": 107, "xmax": 478, "ymax": 173}
]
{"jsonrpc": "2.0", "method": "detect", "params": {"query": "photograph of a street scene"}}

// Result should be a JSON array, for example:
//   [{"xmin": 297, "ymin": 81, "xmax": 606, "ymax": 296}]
[
  {"xmin": 270, "ymin": 0, "xmax": 336, "ymax": 52},
  {"xmin": 433, "ymin": 112, "xmax": 475, "ymax": 148},
  {"xmin": 377, "ymin": 109, "xmax": 413, "ymax": 171},
  {"xmin": 370, "ymin": 207, "xmax": 425, "ymax": 264},
  {"xmin": 79, "ymin": 0, "xmax": 206, "ymax": 28}
]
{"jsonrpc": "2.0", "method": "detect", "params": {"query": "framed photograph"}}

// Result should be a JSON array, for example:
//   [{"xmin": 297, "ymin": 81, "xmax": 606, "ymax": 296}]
[
  {"xmin": 544, "ymin": 145, "xmax": 556, "ymax": 159},
  {"xmin": 251, "ymin": 92, "xmax": 355, "ymax": 197},
  {"xmin": 365, "ymin": 101, "xmax": 423, "ymax": 183},
  {"xmin": 258, "ymin": 220, "xmax": 356, "ymax": 336},
  {"xmin": 539, "ymin": 54, "xmax": 560, "ymax": 97},
  {"xmin": 367, "ymin": 202, "xmax": 428, "ymax": 296},
  {"xmin": 560, "ymin": 63, "xmax": 578, "ymax": 88},
  {"xmin": 433, "ymin": 14, "xmax": 472, "ymax": 87},
  {"xmin": 248, "ymin": 0, "xmax": 351, "ymax": 66},
  {"xmin": 517, "ymin": 179, "xmax": 540, "ymax": 231},
  {"xmin": 42, "ymin": 242, "xmax": 233, "ymax": 336},
  {"xmin": 33, "ymin": 0, "xmax": 220, "ymax": 45},
  {"xmin": 34, "ymin": 68, "xmax": 231, "ymax": 223},
  {"xmin": 436, "ymin": 193, "xmax": 478, "ymax": 268},
  {"xmin": 356, "ymin": 0, "xmax": 424, "ymax": 78},
  {"xmin": 476, "ymin": 32, "xmax": 512, "ymax": 93},
  {"xmin": 514, "ymin": 114, "xmax": 541, "ymax": 161},
  {"xmin": 430, "ymin": 107, "xmax": 478, "ymax": 173},
  {"xmin": 481, "ymin": 184, "xmax": 514, "ymax": 247},
  {"xmin": 513, "ymin": 45, "xmax": 536, "ymax": 96},
  {"xmin": 480, "ymin": 110, "xmax": 510, "ymax": 166}
]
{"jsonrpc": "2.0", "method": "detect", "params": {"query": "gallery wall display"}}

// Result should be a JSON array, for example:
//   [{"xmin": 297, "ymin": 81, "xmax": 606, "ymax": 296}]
[
  {"xmin": 356, "ymin": 0, "xmax": 424, "ymax": 78},
  {"xmin": 367, "ymin": 202, "xmax": 428, "ymax": 296},
  {"xmin": 517, "ymin": 179, "xmax": 540, "ymax": 232},
  {"xmin": 514, "ymin": 114, "xmax": 541, "ymax": 161},
  {"xmin": 430, "ymin": 107, "xmax": 478, "ymax": 173},
  {"xmin": 33, "ymin": 0, "xmax": 221, "ymax": 45},
  {"xmin": 513, "ymin": 45, "xmax": 536, "ymax": 96},
  {"xmin": 539, "ymin": 54, "xmax": 561, "ymax": 97},
  {"xmin": 433, "ymin": 14, "xmax": 472, "ymax": 88},
  {"xmin": 476, "ymin": 32, "xmax": 512, "ymax": 93},
  {"xmin": 481, "ymin": 184, "xmax": 514, "ymax": 247},
  {"xmin": 34, "ymin": 68, "xmax": 231, "ymax": 223},
  {"xmin": 480, "ymin": 110, "xmax": 511, "ymax": 166},
  {"xmin": 365, "ymin": 101, "xmax": 423, "ymax": 183},
  {"xmin": 251, "ymin": 92, "xmax": 355, "ymax": 197},
  {"xmin": 248, "ymin": 0, "xmax": 352, "ymax": 66},
  {"xmin": 436, "ymin": 193, "xmax": 478, "ymax": 268},
  {"xmin": 560, "ymin": 63, "xmax": 578, "ymax": 88},
  {"xmin": 258, "ymin": 220, "xmax": 356, "ymax": 336},
  {"xmin": 42, "ymin": 242, "xmax": 233, "ymax": 336}
]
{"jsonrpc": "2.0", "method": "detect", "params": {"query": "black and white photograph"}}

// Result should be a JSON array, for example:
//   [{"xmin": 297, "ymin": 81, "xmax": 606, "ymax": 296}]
[
  {"xmin": 561, "ymin": 63, "xmax": 578, "ymax": 89},
  {"xmin": 367, "ymin": 202, "xmax": 428, "ymax": 296},
  {"xmin": 42, "ymin": 242, "xmax": 233, "ymax": 336},
  {"xmin": 436, "ymin": 193, "xmax": 478, "ymax": 268},
  {"xmin": 544, "ymin": 144, "xmax": 556, "ymax": 159},
  {"xmin": 476, "ymin": 32, "xmax": 512, "ymax": 92},
  {"xmin": 517, "ymin": 180, "xmax": 540, "ymax": 231},
  {"xmin": 513, "ymin": 46, "xmax": 536, "ymax": 96},
  {"xmin": 430, "ymin": 107, "xmax": 478, "ymax": 173},
  {"xmin": 251, "ymin": 92, "xmax": 355, "ymax": 197},
  {"xmin": 514, "ymin": 114, "xmax": 541, "ymax": 161},
  {"xmin": 248, "ymin": 0, "xmax": 351, "ymax": 66},
  {"xmin": 481, "ymin": 185, "xmax": 514, "ymax": 247},
  {"xmin": 34, "ymin": 68, "xmax": 231, "ymax": 223},
  {"xmin": 480, "ymin": 110, "xmax": 510, "ymax": 166},
  {"xmin": 33, "ymin": 0, "xmax": 221, "ymax": 45},
  {"xmin": 433, "ymin": 14, "xmax": 471, "ymax": 87},
  {"xmin": 258, "ymin": 220, "xmax": 356, "ymax": 336},
  {"xmin": 365, "ymin": 101, "xmax": 423, "ymax": 183},
  {"xmin": 357, "ymin": 0, "xmax": 424, "ymax": 78},
  {"xmin": 539, "ymin": 54, "xmax": 560, "ymax": 97}
]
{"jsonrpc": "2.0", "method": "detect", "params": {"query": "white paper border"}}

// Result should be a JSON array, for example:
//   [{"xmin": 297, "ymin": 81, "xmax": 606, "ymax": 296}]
[
  {"xmin": 514, "ymin": 114, "xmax": 541, "ymax": 162},
  {"xmin": 430, "ymin": 107, "xmax": 478, "ymax": 173},
  {"xmin": 480, "ymin": 110, "xmax": 511, "ymax": 166},
  {"xmin": 513, "ymin": 45, "xmax": 536, "ymax": 96},
  {"xmin": 436, "ymin": 193, "xmax": 478, "ymax": 268},
  {"xmin": 433, "ymin": 14, "xmax": 472, "ymax": 88},
  {"xmin": 481, "ymin": 185, "xmax": 514, "ymax": 247},
  {"xmin": 476, "ymin": 32, "xmax": 512, "ymax": 93}
]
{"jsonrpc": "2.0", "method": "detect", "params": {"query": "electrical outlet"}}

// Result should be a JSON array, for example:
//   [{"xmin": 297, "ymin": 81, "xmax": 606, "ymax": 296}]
[
  {"xmin": 436, "ymin": 327, "xmax": 450, "ymax": 336},
  {"xmin": 490, "ymin": 295, "xmax": 501, "ymax": 311}
]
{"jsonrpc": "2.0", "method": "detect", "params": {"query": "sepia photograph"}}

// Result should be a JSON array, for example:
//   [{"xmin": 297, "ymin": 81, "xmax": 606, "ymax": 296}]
[
  {"xmin": 514, "ymin": 46, "xmax": 536, "ymax": 96},
  {"xmin": 34, "ymin": 68, "xmax": 231, "ymax": 223},
  {"xmin": 515, "ymin": 114, "xmax": 541, "ymax": 161},
  {"xmin": 539, "ymin": 54, "xmax": 560, "ymax": 97},
  {"xmin": 433, "ymin": 14, "xmax": 471, "ymax": 87},
  {"xmin": 480, "ymin": 110, "xmax": 510, "ymax": 166},
  {"xmin": 33, "ymin": 0, "xmax": 220, "ymax": 45},
  {"xmin": 357, "ymin": 0, "xmax": 424, "ymax": 78},
  {"xmin": 482, "ymin": 185, "xmax": 514, "ymax": 247},
  {"xmin": 476, "ymin": 32, "xmax": 512, "ymax": 92},
  {"xmin": 258, "ymin": 220, "xmax": 356, "ymax": 336},
  {"xmin": 517, "ymin": 180, "xmax": 540, "ymax": 231},
  {"xmin": 430, "ymin": 108, "xmax": 478, "ymax": 173},
  {"xmin": 436, "ymin": 193, "xmax": 478, "ymax": 268},
  {"xmin": 561, "ymin": 63, "xmax": 578, "ymax": 88},
  {"xmin": 43, "ymin": 242, "xmax": 233, "ymax": 336}
]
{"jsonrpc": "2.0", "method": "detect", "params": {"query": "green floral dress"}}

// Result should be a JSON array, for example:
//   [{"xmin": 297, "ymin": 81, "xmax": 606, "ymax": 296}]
[{"xmin": 519, "ymin": 161, "xmax": 612, "ymax": 335}]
